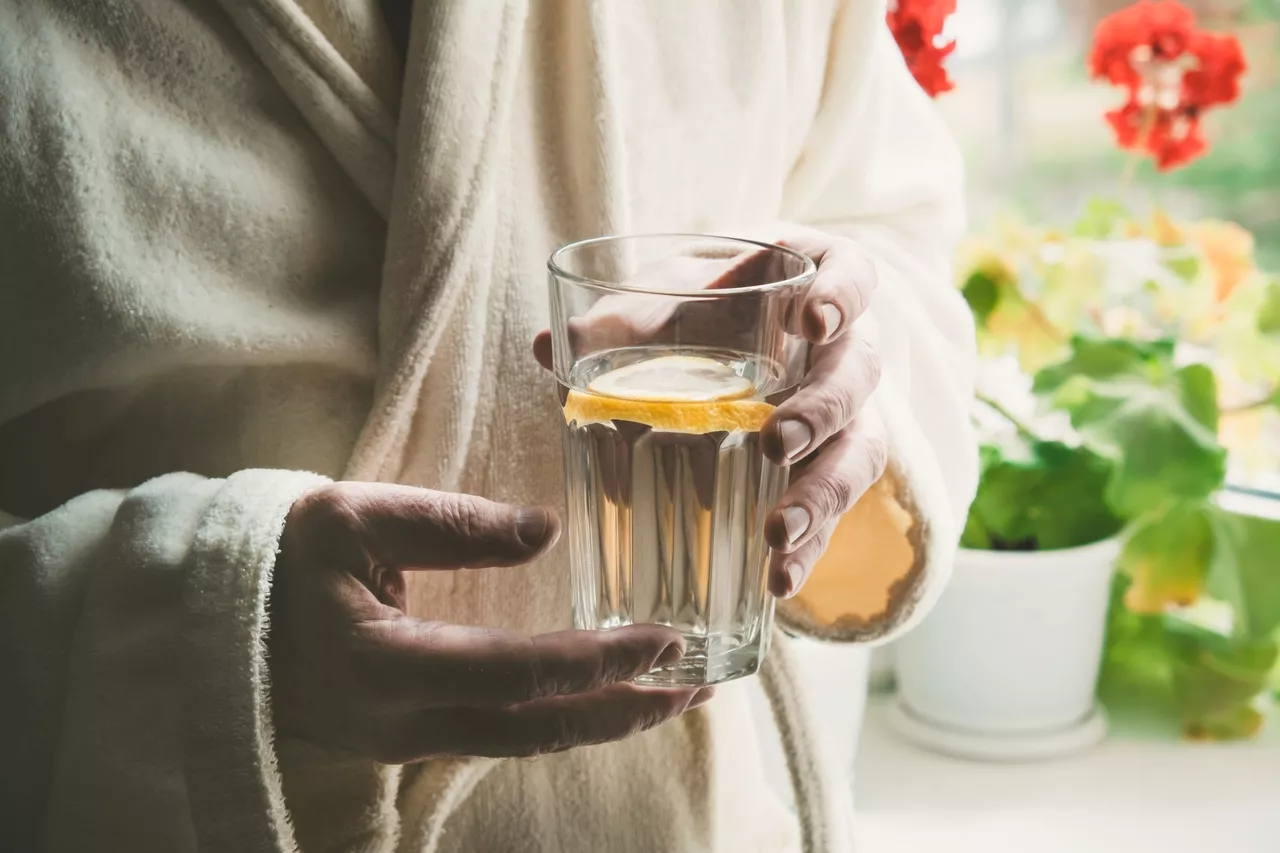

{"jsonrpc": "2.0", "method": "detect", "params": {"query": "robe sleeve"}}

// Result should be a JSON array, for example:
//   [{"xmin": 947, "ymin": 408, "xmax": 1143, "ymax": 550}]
[
  {"xmin": 0, "ymin": 470, "xmax": 330, "ymax": 851},
  {"xmin": 774, "ymin": 4, "xmax": 979, "ymax": 644}
]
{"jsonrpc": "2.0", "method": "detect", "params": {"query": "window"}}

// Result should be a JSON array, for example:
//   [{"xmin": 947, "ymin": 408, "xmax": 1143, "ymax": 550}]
[{"xmin": 940, "ymin": 0, "xmax": 1280, "ymax": 494}]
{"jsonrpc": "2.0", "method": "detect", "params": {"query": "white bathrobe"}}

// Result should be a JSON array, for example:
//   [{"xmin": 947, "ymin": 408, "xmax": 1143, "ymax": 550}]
[{"xmin": 0, "ymin": 1, "xmax": 976, "ymax": 851}]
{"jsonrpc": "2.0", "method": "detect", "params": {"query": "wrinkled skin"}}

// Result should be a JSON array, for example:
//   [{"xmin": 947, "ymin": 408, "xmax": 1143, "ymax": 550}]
[{"xmin": 268, "ymin": 482, "xmax": 710, "ymax": 763}]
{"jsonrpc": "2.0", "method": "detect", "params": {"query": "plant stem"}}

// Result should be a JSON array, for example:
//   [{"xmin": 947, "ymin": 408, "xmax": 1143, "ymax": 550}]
[
  {"xmin": 976, "ymin": 392, "xmax": 1044, "ymax": 443},
  {"xmin": 1120, "ymin": 148, "xmax": 1144, "ymax": 193},
  {"xmin": 1120, "ymin": 106, "xmax": 1158, "ymax": 195}
]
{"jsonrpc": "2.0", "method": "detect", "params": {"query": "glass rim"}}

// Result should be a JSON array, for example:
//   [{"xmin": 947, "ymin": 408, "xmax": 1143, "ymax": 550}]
[{"xmin": 548, "ymin": 232, "xmax": 817, "ymax": 298}]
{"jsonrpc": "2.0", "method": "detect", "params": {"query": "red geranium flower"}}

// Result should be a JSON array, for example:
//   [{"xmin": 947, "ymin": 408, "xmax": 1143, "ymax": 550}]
[
  {"xmin": 1089, "ymin": 1, "xmax": 1247, "ymax": 171},
  {"xmin": 1089, "ymin": 0, "xmax": 1197, "ymax": 90},
  {"xmin": 888, "ymin": 0, "xmax": 958, "ymax": 98},
  {"xmin": 1184, "ymin": 31, "xmax": 1247, "ymax": 106},
  {"xmin": 1106, "ymin": 100, "xmax": 1207, "ymax": 170}
]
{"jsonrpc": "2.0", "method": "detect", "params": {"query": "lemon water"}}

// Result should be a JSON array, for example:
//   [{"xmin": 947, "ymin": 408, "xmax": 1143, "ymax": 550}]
[{"xmin": 559, "ymin": 346, "xmax": 793, "ymax": 685}]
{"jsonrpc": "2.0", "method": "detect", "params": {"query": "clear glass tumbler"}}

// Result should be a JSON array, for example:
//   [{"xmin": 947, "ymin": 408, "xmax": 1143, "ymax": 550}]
[{"xmin": 548, "ymin": 234, "xmax": 816, "ymax": 685}]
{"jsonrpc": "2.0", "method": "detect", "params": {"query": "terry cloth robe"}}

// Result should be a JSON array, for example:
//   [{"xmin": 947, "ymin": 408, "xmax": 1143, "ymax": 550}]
[{"xmin": 0, "ymin": 1, "xmax": 977, "ymax": 851}]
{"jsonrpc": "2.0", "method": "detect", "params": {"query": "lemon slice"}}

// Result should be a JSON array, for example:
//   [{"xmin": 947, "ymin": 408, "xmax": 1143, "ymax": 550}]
[
  {"xmin": 564, "ymin": 355, "xmax": 773, "ymax": 434},
  {"xmin": 586, "ymin": 355, "xmax": 754, "ymax": 402}
]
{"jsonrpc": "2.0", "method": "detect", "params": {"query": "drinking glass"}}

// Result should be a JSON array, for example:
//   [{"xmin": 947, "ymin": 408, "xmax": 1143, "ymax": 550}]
[{"xmin": 548, "ymin": 234, "xmax": 815, "ymax": 685}]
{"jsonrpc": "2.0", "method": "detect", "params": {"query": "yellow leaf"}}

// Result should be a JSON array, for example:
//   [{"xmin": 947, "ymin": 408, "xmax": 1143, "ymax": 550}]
[
  {"xmin": 955, "ymin": 238, "xmax": 1016, "ymax": 290},
  {"xmin": 1151, "ymin": 208, "xmax": 1185, "ymax": 247},
  {"xmin": 986, "ymin": 299, "xmax": 1065, "ymax": 373},
  {"xmin": 1039, "ymin": 241, "xmax": 1105, "ymax": 332},
  {"xmin": 1185, "ymin": 220, "xmax": 1256, "ymax": 302},
  {"xmin": 1120, "ymin": 507, "xmax": 1213, "ymax": 615},
  {"xmin": 1184, "ymin": 707, "xmax": 1265, "ymax": 741}
]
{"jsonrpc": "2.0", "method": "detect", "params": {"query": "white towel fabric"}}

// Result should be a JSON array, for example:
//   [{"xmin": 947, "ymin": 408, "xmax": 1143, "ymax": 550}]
[{"xmin": 0, "ymin": 1, "xmax": 975, "ymax": 851}]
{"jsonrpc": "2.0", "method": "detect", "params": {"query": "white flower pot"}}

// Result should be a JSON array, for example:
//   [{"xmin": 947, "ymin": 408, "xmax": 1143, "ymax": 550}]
[{"xmin": 894, "ymin": 537, "xmax": 1120, "ymax": 736}]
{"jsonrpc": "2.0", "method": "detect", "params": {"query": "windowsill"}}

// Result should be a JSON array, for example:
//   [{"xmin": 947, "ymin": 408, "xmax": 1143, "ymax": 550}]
[
  {"xmin": 852, "ymin": 695, "xmax": 1280, "ymax": 853},
  {"xmin": 1220, "ymin": 485, "xmax": 1280, "ymax": 519}
]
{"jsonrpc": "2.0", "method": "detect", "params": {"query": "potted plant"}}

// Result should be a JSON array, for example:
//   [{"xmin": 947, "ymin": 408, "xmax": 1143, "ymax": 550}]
[
  {"xmin": 891, "ymin": 0, "xmax": 1280, "ymax": 753},
  {"xmin": 893, "ymin": 361, "xmax": 1128, "ymax": 740}
]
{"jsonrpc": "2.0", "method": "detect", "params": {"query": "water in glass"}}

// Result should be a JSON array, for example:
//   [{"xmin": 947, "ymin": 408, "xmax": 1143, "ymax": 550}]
[{"xmin": 559, "ymin": 344, "xmax": 794, "ymax": 685}]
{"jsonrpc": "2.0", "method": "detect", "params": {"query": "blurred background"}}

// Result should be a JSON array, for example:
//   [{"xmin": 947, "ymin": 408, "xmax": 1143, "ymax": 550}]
[
  {"xmin": 944, "ymin": 0, "xmax": 1279, "ymax": 491},
  {"xmin": 849, "ymin": 3, "xmax": 1280, "ymax": 852}
]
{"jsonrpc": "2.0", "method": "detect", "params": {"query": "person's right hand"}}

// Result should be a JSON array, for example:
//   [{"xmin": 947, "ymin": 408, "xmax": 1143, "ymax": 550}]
[{"xmin": 267, "ymin": 482, "xmax": 709, "ymax": 764}]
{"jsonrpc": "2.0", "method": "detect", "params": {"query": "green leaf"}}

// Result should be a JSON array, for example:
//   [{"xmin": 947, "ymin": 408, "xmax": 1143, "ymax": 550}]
[
  {"xmin": 1205, "ymin": 506, "xmax": 1280, "ymax": 641},
  {"xmin": 1073, "ymin": 198, "xmax": 1130, "ymax": 239},
  {"xmin": 1099, "ymin": 574, "xmax": 1180, "ymax": 725},
  {"xmin": 1061, "ymin": 380, "xmax": 1225, "ymax": 517},
  {"xmin": 1258, "ymin": 280, "xmax": 1280, "ymax": 335},
  {"xmin": 1033, "ymin": 339, "xmax": 1226, "ymax": 518},
  {"xmin": 1101, "ymin": 577, "xmax": 1277, "ymax": 741},
  {"xmin": 959, "ymin": 446, "xmax": 1001, "ymax": 550},
  {"xmin": 1174, "ymin": 364, "xmax": 1220, "ymax": 432},
  {"xmin": 961, "ymin": 438, "xmax": 1125, "ymax": 551},
  {"xmin": 959, "ymin": 512, "xmax": 992, "ymax": 551},
  {"xmin": 1032, "ymin": 336, "xmax": 1175, "ymax": 396},
  {"xmin": 1164, "ymin": 615, "xmax": 1277, "ymax": 740},
  {"xmin": 1164, "ymin": 251, "xmax": 1201, "ymax": 284},
  {"xmin": 1217, "ymin": 275, "xmax": 1280, "ymax": 384},
  {"xmin": 1118, "ymin": 503, "xmax": 1214, "ymax": 613},
  {"xmin": 961, "ymin": 270, "xmax": 1000, "ymax": 326}
]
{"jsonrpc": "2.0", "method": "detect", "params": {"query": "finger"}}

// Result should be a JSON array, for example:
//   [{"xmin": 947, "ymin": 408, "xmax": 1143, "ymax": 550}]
[
  {"xmin": 387, "ymin": 683, "xmax": 714, "ymax": 762},
  {"xmin": 702, "ymin": 243, "xmax": 790, "ymax": 291},
  {"xmin": 566, "ymin": 254, "xmax": 723, "ymax": 353},
  {"xmin": 762, "ymin": 324, "xmax": 880, "ymax": 464},
  {"xmin": 776, "ymin": 235, "xmax": 877, "ymax": 345},
  {"xmin": 353, "ymin": 621, "xmax": 688, "ymax": 710},
  {"xmin": 768, "ymin": 519, "xmax": 838, "ymax": 598},
  {"xmin": 533, "ymin": 330, "xmax": 553, "ymax": 372},
  {"xmin": 306, "ymin": 482, "xmax": 562, "ymax": 571},
  {"xmin": 542, "ymin": 249, "xmax": 782, "ymax": 370},
  {"xmin": 764, "ymin": 417, "xmax": 888, "ymax": 554},
  {"xmin": 570, "ymin": 295, "xmax": 671, "ymax": 352}
]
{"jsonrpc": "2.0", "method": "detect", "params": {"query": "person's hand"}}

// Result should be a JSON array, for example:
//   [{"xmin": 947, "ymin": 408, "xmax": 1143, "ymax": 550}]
[
  {"xmin": 532, "ymin": 225, "xmax": 886, "ymax": 600},
  {"xmin": 754, "ymin": 227, "xmax": 887, "ymax": 599},
  {"xmin": 268, "ymin": 482, "xmax": 709, "ymax": 764}
]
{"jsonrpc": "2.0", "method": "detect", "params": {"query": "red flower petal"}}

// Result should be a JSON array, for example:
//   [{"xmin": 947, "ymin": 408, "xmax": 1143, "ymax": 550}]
[
  {"xmin": 888, "ymin": 0, "xmax": 958, "ymax": 98},
  {"xmin": 1150, "ymin": 117, "xmax": 1207, "ymax": 170},
  {"xmin": 1105, "ymin": 101, "xmax": 1148, "ymax": 147},
  {"xmin": 1089, "ymin": 0, "xmax": 1197, "ymax": 89},
  {"xmin": 1104, "ymin": 99, "xmax": 1211, "ymax": 171},
  {"xmin": 1185, "ymin": 31, "xmax": 1247, "ymax": 108}
]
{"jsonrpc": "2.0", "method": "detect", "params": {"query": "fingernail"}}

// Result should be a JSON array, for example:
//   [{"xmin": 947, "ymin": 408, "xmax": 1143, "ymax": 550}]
[
  {"xmin": 688, "ymin": 687, "xmax": 716, "ymax": 710},
  {"xmin": 784, "ymin": 562, "xmax": 804, "ymax": 599},
  {"xmin": 779, "ymin": 419, "xmax": 812, "ymax": 461},
  {"xmin": 656, "ymin": 642, "xmax": 684, "ymax": 667},
  {"xmin": 783, "ymin": 506, "xmax": 811, "ymax": 544},
  {"xmin": 820, "ymin": 302, "xmax": 843, "ymax": 341},
  {"xmin": 515, "ymin": 508, "xmax": 550, "ymax": 547}
]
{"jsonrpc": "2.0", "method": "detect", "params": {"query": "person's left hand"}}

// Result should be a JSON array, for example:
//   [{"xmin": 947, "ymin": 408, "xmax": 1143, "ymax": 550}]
[
  {"xmin": 752, "ymin": 227, "xmax": 887, "ymax": 599},
  {"xmin": 532, "ymin": 226, "xmax": 887, "ymax": 600}
]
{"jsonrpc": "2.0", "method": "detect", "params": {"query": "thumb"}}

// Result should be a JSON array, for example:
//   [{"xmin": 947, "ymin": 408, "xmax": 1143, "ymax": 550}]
[{"xmin": 315, "ymin": 483, "xmax": 561, "ymax": 570}]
